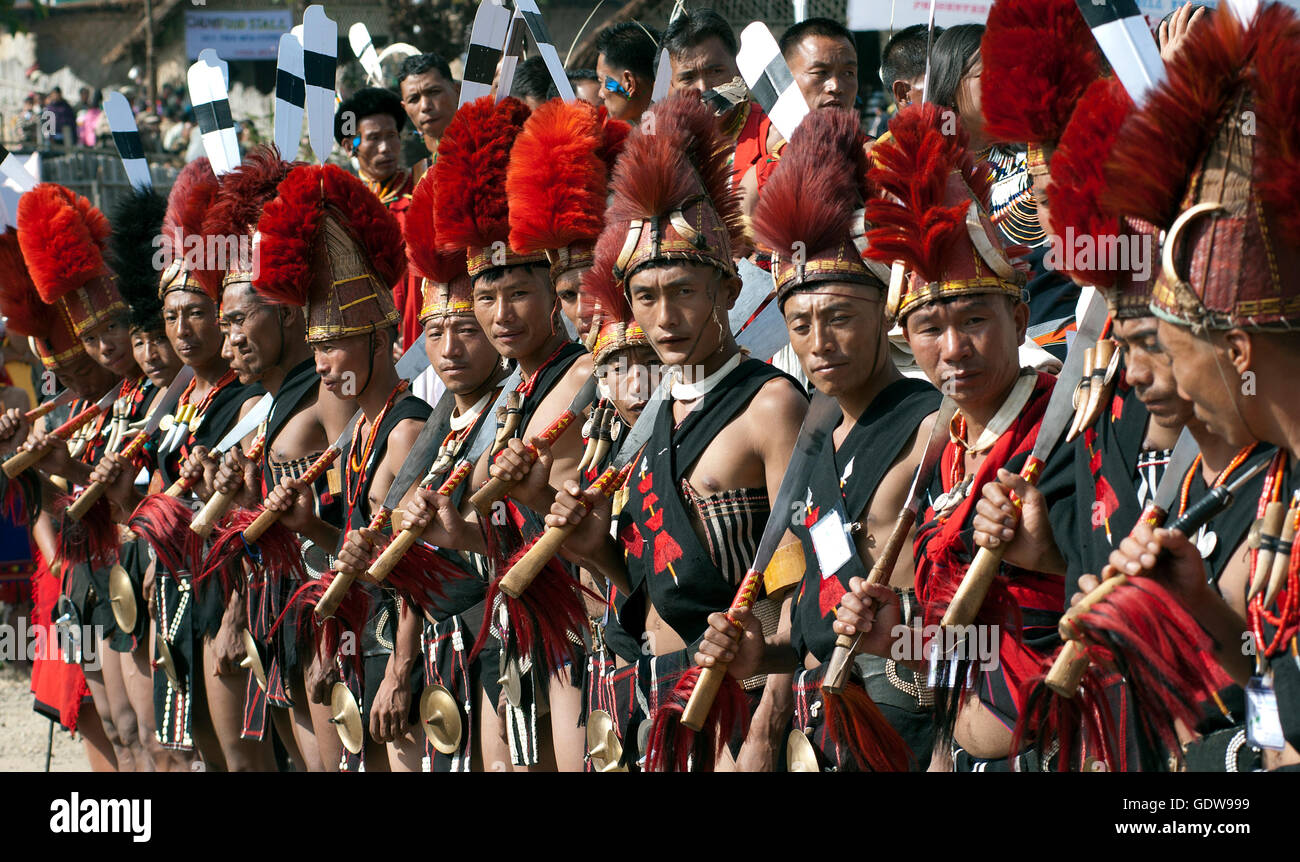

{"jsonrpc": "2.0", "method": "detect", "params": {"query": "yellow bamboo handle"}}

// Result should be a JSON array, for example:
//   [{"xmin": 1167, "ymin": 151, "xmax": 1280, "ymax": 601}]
[
  {"xmin": 67, "ymin": 480, "xmax": 110, "ymax": 520},
  {"xmin": 940, "ymin": 544, "xmax": 1007, "ymax": 628},
  {"xmin": 1044, "ymin": 640, "xmax": 1091, "ymax": 696},
  {"xmin": 191, "ymin": 488, "xmax": 236, "ymax": 538},
  {"xmin": 681, "ymin": 665, "xmax": 726, "ymax": 732},
  {"xmin": 367, "ymin": 528, "xmax": 419, "ymax": 584},
  {"xmin": 314, "ymin": 570, "xmax": 357, "ymax": 620},
  {"xmin": 823, "ymin": 506, "xmax": 917, "ymax": 694},
  {"xmin": 241, "ymin": 506, "xmax": 281, "ymax": 544},
  {"xmin": 499, "ymin": 523, "xmax": 576, "ymax": 598},
  {"xmin": 3, "ymin": 446, "xmax": 46, "ymax": 478}
]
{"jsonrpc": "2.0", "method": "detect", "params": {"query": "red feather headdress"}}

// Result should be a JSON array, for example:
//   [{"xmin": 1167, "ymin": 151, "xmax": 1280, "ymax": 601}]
[
  {"xmin": 16, "ymin": 183, "xmax": 127, "ymax": 338},
  {"xmin": 865, "ymin": 103, "xmax": 1022, "ymax": 320},
  {"xmin": 752, "ymin": 108, "xmax": 880, "ymax": 304},
  {"xmin": 595, "ymin": 89, "xmax": 748, "ymax": 289},
  {"xmin": 434, "ymin": 96, "xmax": 546, "ymax": 278},
  {"xmin": 404, "ymin": 174, "xmax": 472, "ymax": 323},
  {"xmin": 16, "ymin": 184, "xmax": 110, "ymax": 305},
  {"xmin": 161, "ymin": 157, "xmax": 221, "ymax": 301},
  {"xmin": 197, "ymin": 144, "xmax": 300, "ymax": 300},
  {"xmin": 507, "ymin": 101, "xmax": 630, "ymax": 279},
  {"xmin": 254, "ymin": 163, "xmax": 404, "ymax": 342},
  {"xmin": 0, "ymin": 228, "xmax": 45, "ymax": 339},
  {"xmin": 1106, "ymin": 3, "xmax": 1300, "ymax": 330},
  {"xmin": 980, "ymin": 0, "xmax": 1102, "ymax": 167},
  {"xmin": 1046, "ymin": 76, "xmax": 1161, "ymax": 312},
  {"xmin": 0, "ymin": 227, "xmax": 84, "ymax": 368}
]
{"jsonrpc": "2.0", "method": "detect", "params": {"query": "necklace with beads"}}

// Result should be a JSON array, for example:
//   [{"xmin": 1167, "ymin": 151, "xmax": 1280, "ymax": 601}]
[
  {"xmin": 1178, "ymin": 444, "xmax": 1258, "ymax": 559},
  {"xmin": 1249, "ymin": 452, "xmax": 1300, "ymax": 659},
  {"xmin": 345, "ymin": 379, "xmax": 410, "ymax": 517}
]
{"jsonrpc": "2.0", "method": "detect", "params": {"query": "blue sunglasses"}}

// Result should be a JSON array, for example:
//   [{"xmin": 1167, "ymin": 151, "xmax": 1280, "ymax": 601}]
[{"xmin": 603, "ymin": 77, "xmax": 632, "ymax": 99}]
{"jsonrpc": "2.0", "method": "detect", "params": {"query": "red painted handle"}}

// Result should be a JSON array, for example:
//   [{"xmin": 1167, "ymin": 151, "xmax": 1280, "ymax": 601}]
[
  {"xmin": 437, "ymin": 460, "xmax": 472, "ymax": 496},
  {"xmin": 51, "ymin": 404, "xmax": 104, "ymax": 439},
  {"xmin": 299, "ymin": 446, "xmax": 341, "ymax": 484}
]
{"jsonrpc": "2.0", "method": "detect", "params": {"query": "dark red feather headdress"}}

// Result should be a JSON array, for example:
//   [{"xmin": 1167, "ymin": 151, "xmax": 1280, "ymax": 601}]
[
  {"xmin": 865, "ymin": 103, "xmax": 1023, "ymax": 321},
  {"xmin": 752, "ymin": 108, "xmax": 882, "ymax": 305},
  {"xmin": 161, "ymin": 157, "xmax": 221, "ymax": 301},
  {"xmin": 197, "ymin": 144, "xmax": 300, "ymax": 301},
  {"xmin": 17, "ymin": 184, "xmax": 110, "ymax": 305},
  {"xmin": 433, "ymin": 96, "xmax": 546, "ymax": 278},
  {"xmin": 980, "ymin": 0, "xmax": 1102, "ymax": 170},
  {"xmin": 254, "ymin": 163, "xmax": 404, "ymax": 342},
  {"xmin": 404, "ymin": 174, "xmax": 472, "ymax": 324},
  {"xmin": 0, "ymin": 228, "xmax": 84, "ymax": 369},
  {"xmin": 0, "ymin": 228, "xmax": 46, "ymax": 340},
  {"xmin": 16, "ymin": 183, "xmax": 127, "ymax": 339},
  {"xmin": 595, "ymin": 89, "xmax": 748, "ymax": 289},
  {"xmin": 1106, "ymin": 3, "xmax": 1300, "ymax": 331},
  {"xmin": 507, "ymin": 101, "xmax": 630, "ymax": 280},
  {"xmin": 1047, "ymin": 76, "xmax": 1159, "ymax": 317}
]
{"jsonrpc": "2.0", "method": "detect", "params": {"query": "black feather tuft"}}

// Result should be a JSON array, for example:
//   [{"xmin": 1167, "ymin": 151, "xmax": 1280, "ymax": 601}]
[{"xmin": 109, "ymin": 188, "xmax": 168, "ymax": 332}]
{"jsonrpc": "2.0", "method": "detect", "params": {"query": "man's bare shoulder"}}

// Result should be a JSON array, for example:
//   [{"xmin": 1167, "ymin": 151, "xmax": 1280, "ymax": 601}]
[
  {"xmin": 386, "ymin": 414, "xmax": 425, "ymax": 451},
  {"xmin": 314, "ymin": 384, "xmax": 355, "ymax": 439},
  {"xmin": 742, "ymin": 374, "xmax": 808, "ymax": 431}
]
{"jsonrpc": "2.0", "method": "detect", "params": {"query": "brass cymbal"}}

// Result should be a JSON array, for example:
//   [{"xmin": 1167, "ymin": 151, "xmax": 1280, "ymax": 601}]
[
  {"xmin": 585, "ymin": 709, "xmax": 627, "ymax": 773},
  {"xmin": 330, "ymin": 682, "xmax": 364, "ymax": 755},
  {"xmin": 786, "ymin": 728, "xmax": 819, "ymax": 773},
  {"xmin": 155, "ymin": 635, "xmax": 180, "ymax": 687},
  {"xmin": 107, "ymin": 563, "xmax": 137, "ymax": 633},
  {"xmin": 418, "ymin": 683, "xmax": 463, "ymax": 755},
  {"xmin": 240, "ymin": 629, "xmax": 267, "ymax": 691}
]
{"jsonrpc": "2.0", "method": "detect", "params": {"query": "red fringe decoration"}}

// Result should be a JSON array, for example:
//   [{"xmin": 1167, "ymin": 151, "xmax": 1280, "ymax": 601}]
[
  {"xmin": 17, "ymin": 184, "xmax": 111, "ymax": 304},
  {"xmin": 433, "ymin": 96, "xmax": 533, "ymax": 252},
  {"xmin": 1011, "ymin": 649, "xmax": 1124, "ymax": 772},
  {"xmin": 273, "ymin": 572, "xmax": 366, "ymax": 679},
  {"xmin": 254, "ymin": 163, "xmax": 407, "ymax": 306},
  {"xmin": 470, "ymin": 544, "xmax": 589, "ymax": 676},
  {"xmin": 822, "ymin": 682, "xmax": 914, "ymax": 771},
  {"xmin": 644, "ymin": 666, "xmax": 750, "ymax": 772},
  {"xmin": 979, "ymin": 0, "xmax": 1100, "ymax": 146},
  {"xmin": 55, "ymin": 494, "xmax": 117, "ymax": 571},
  {"xmin": 198, "ymin": 507, "xmax": 307, "ymax": 601},
  {"xmin": 507, "ymin": 99, "xmax": 611, "ymax": 255},
  {"xmin": 865, "ymin": 103, "xmax": 989, "ymax": 283},
  {"xmin": 128, "ymin": 492, "xmax": 201, "ymax": 578},
  {"xmin": 1071, "ymin": 577, "xmax": 1232, "ymax": 770},
  {"xmin": 0, "ymin": 228, "xmax": 47, "ymax": 339},
  {"xmin": 197, "ymin": 144, "xmax": 300, "ymax": 298},
  {"xmin": 376, "ymin": 536, "xmax": 469, "ymax": 617}
]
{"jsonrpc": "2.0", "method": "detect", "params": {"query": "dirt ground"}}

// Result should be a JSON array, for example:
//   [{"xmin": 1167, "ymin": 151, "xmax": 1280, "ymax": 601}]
[{"xmin": 0, "ymin": 662, "xmax": 90, "ymax": 772}]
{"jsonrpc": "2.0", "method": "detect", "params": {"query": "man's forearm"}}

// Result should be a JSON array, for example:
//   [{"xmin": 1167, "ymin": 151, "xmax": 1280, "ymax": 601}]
[
  {"xmin": 387, "ymin": 603, "xmax": 422, "ymax": 678},
  {"xmin": 748, "ymin": 672, "xmax": 794, "ymax": 746}
]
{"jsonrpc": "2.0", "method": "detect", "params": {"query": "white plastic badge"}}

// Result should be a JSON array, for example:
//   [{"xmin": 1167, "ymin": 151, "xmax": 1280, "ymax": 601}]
[
  {"xmin": 1246, "ymin": 674, "xmax": 1286, "ymax": 751},
  {"xmin": 810, "ymin": 509, "xmax": 853, "ymax": 579}
]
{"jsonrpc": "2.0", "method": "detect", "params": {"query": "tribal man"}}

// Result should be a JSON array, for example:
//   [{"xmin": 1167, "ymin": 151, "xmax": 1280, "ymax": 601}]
[
  {"xmin": 542, "ymin": 90, "xmax": 808, "ymax": 771},
  {"xmin": 695, "ymin": 108, "xmax": 942, "ymax": 771}
]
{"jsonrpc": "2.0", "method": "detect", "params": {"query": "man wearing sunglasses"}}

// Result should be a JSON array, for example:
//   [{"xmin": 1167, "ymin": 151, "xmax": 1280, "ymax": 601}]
[{"xmin": 594, "ymin": 21, "xmax": 659, "ymax": 124}]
